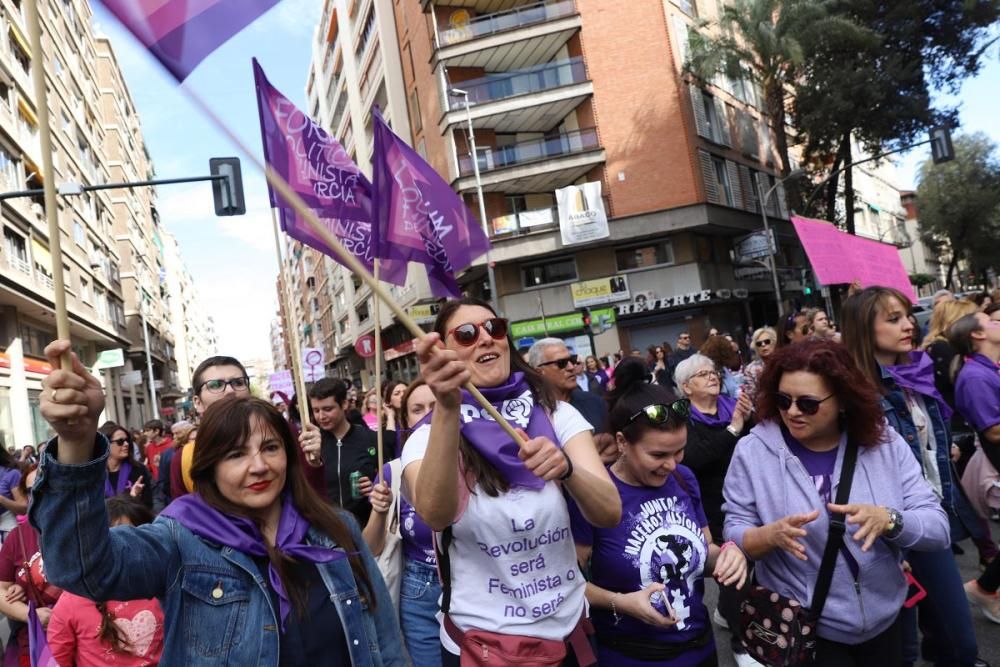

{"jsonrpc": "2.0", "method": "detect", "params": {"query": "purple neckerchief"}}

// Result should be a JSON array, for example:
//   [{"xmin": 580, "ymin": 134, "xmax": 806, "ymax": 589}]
[
  {"xmin": 414, "ymin": 373, "xmax": 558, "ymax": 490},
  {"xmin": 689, "ymin": 394, "xmax": 736, "ymax": 427},
  {"xmin": 886, "ymin": 350, "xmax": 953, "ymax": 420},
  {"xmin": 161, "ymin": 493, "xmax": 348, "ymax": 630},
  {"xmin": 104, "ymin": 460, "xmax": 132, "ymax": 497}
]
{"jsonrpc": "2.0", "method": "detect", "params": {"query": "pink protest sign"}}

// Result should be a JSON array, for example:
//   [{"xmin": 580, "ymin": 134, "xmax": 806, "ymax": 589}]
[{"xmin": 790, "ymin": 215, "xmax": 916, "ymax": 303}]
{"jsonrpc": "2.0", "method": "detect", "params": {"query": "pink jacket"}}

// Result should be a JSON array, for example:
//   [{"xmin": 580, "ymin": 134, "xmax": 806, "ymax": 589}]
[{"xmin": 47, "ymin": 592, "xmax": 164, "ymax": 666}]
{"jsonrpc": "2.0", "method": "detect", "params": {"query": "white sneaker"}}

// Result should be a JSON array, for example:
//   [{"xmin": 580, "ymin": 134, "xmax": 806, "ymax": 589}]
[
  {"xmin": 712, "ymin": 608, "xmax": 729, "ymax": 629},
  {"xmin": 734, "ymin": 652, "xmax": 766, "ymax": 667},
  {"xmin": 965, "ymin": 579, "xmax": 1000, "ymax": 624}
]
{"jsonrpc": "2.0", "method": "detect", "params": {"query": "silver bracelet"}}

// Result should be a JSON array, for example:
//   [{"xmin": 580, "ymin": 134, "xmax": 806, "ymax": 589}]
[{"xmin": 610, "ymin": 593, "xmax": 622, "ymax": 626}]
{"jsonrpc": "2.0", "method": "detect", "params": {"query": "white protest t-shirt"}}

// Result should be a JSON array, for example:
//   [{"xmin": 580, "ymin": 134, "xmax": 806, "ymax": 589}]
[{"xmin": 401, "ymin": 401, "xmax": 593, "ymax": 653}]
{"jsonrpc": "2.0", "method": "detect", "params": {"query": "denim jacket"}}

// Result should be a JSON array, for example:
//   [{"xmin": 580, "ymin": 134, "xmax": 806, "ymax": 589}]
[
  {"xmin": 28, "ymin": 437, "xmax": 405, "ymax": 666},
  {"xmin": 878, "ymin": 364, "xmax": 956, "ymax": 509}
]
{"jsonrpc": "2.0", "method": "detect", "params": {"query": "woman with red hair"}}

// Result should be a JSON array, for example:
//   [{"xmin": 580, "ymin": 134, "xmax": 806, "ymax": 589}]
[{"xmin": 722, "ymin": 339, "xmax": 948, "ymax": 666}]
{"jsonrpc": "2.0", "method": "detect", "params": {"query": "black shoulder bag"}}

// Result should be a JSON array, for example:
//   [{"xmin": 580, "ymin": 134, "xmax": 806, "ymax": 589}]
[{"xmin": 739, "ymin": 441, "xmax": 858, "ymax": 667}]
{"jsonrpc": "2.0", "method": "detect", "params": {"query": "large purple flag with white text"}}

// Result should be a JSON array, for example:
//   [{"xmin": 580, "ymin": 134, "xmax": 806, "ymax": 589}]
[
  {"xmin": 254, "ymin": 60, "xmax": 405, "ymax": 283},
  {"xmin": 371, "ymin": 108, "xmax": 491, "ymax": 298},
  {"xmin": 101, "ymin": 0, "xmax": 283, "ymax": 80}
]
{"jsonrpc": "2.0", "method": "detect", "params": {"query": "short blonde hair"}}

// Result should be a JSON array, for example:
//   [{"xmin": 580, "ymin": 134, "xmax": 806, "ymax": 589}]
[
  {"xmin": 925, "ymin": 299, "xmax": 978, "ymax": 346},
  {"xmin": 751, "ymin": 326, "xmax": 778, "ymax": 346}
]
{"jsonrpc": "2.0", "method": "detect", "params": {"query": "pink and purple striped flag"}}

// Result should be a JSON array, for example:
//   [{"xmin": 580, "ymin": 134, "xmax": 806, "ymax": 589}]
[
  {"xmin": 101, "ymin": 0, "xmax": 283, "ymax": 80},
  {"xmin": 371, "ymin": 108, "xmax": 491, "ymax": 298},
  {"xmin": 254, "ymin": 60, "xmax": 406, "ymax": 284}
]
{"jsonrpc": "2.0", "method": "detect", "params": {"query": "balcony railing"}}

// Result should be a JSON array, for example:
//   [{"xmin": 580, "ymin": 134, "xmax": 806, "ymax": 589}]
[
  {"xmin": 448, "ymin": 57, "xmax": 586, "ymax": 108},
  {"xmin": 458, "ymin": 127, "xmax": 599, "ymax": 177},
  {"xmin": 438, "ymin": 0, "xmax": 576, "ymax": 47},
  {"xmin": 490, "ymin": 206, "xmax": 557, "ymax": 236},
  {"xmin": 7, "ymin": 255, "xmax": 30, "ymax": 275}
]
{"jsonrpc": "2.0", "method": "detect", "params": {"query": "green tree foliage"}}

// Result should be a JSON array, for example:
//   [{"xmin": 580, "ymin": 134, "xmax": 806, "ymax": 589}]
[{"xmin": 916, "ymin": 133, "xmax": 1000, "ymax": 288}]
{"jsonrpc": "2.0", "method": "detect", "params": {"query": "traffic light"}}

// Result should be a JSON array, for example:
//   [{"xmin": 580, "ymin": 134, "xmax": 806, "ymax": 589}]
[
  {"xmin": 801, "ymin": 269, "xmax": 813, "ymax": 295},
  {"xmin": 209, "ymin": 157, "xmax": 246, "ymax": 216},
  {"xmin": 930, "ymin": 127, "xmax": 955, "ymax": 165}
]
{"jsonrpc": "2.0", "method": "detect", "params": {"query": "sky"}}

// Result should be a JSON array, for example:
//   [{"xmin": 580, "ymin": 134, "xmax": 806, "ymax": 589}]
[
  {"xmin": 88, "ymin": 2, "xmax": 999, "ymax": 363},
  {"xmin": 91, "ymin": 0, "xmax": 323, "ymax": 364}
]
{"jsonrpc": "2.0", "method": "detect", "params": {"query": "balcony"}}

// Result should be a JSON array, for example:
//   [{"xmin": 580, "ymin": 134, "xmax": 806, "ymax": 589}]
[
  {"xmin": 443, "ymin": 57, "xmax": 592, "ymax": 132},
  {"xmin": 490, "ymin": 206, "xmax": 557, "ymax": 237},
  {"xmin": 434, "ymin": 1, "xmax": 581, "ymax": 71},
  {"xmin": 6, "ymin": 254, "xmax": 30, "ymax": 276},
  {"xmin": 454, "ymin": 127, "xmax": 604, "ymax": 193}
]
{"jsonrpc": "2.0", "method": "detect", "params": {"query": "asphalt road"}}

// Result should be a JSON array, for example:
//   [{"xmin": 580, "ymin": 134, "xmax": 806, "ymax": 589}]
[{"xmin": 708, "ymin": 539, "xmax": 1000, "ymax": 666}]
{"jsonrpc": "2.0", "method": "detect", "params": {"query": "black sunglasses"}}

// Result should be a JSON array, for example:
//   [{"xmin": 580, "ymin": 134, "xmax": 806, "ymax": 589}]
[
  {"xmin": 754, "ymin": 338, "xmax": 774, "ymax": 347},
  {"xmin": 199, "ymin": 377, "xmax": 251, "ymax": 394},
  {"xmin": 109, "ymin": 437, "xmax": 129, "ymax": 446},
  {"xmin": 447, "ymin": 317, "xmax": 508, "ymax": 347},
  {"xmin": 538, "ymin": 354, "xmax": 579, "ymax": 370},
  {"xmin": 775, "ymin": 392, "xmax": 834, "ymax": 416},
  {"xmin": 627, "ymin": 400, "xmax": 691, "ymax": 426}
]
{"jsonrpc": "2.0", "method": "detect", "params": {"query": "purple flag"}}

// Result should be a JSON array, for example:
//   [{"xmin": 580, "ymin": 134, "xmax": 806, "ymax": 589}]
[
  {"xmin": 371, "ymin": 108, "xmax": 491, "ymax": 298},
  {"xmin": 254, "ymin": 60, "xmax": 406, "ymax": 283},
  {"xmin": 27, "ymin": 602, "xmax": 57, "ymax": 667},
  {"xmin": 100, "ymin": 0, "xmax": 282, "ymax": 81}
]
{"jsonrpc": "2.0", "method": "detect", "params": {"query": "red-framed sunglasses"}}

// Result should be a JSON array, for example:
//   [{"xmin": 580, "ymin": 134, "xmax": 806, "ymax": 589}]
[{"xmin": 446, "ymin": 317, "xmax": 509, "ymax": 347}]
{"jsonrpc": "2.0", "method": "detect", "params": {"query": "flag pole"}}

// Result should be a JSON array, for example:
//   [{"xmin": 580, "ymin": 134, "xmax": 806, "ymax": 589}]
[
  {"xmin": 26, "ymin": 0, "xmax": 71, "ymax": 369},
  {"xmin": 180, "ymin": 90, "xmax": 525, "ymax": 446},
  {"xmin": 372, "ymin": 259, "xmax": 384, "ymax": 478},
  {"xmin": 269, "ymin": 208, "xmax": 320, "ymax": 464}
]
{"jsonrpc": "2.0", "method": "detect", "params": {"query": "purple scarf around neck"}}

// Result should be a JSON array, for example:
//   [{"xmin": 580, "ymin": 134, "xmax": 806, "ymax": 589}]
[
  {"xmin": 105, "ymin": 460, "xmax": 132, "ymax": 497},
  {"xmin": 886, "ymin": 350, "xmax": 953, "ymax": 420},
  {"xmin": 416, "ymin": 372, "xmax": 558, "ymax": 490},
  {"xmin": 689, "ymin": 393, "xmax": 736, "ymax": 427},
  {"xmin": 160, "ymin": 493, "xmax": 348, "ymax": 630}
]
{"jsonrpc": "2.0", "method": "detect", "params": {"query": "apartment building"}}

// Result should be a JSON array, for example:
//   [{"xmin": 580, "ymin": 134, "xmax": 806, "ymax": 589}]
[
  {"xmin": 0, "ymin": 0, "xmax": 137, "ymax": 448},
  {"xmin": 383, "ymin": 0, "xmax": 810, "ymax": 356}
]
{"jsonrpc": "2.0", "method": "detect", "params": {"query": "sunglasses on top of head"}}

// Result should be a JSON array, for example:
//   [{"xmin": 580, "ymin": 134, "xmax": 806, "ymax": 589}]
[
  {"xmin": 538, "ymin": 354, "xmax": 579, "ymax": 370},
  {"xmin": 775, "ymin": 392, "xmax": 834, "ymax": 416},
  {"xmin": 626, "ymin": 399, "xmax": 691, "ymax": 426},
  {"xmin": 447, "ymin": 317, "xmax": 509, "ymax": 347}
]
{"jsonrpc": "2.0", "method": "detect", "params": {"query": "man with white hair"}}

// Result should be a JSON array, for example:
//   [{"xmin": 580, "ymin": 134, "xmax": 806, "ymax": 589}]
[
  {"xmin": 933, "ymin": 289, "xmax": 955, "ymax": 307},
  {"xmin": 528, "ymin": 337, "xmax": 608, "ymax": 436}
]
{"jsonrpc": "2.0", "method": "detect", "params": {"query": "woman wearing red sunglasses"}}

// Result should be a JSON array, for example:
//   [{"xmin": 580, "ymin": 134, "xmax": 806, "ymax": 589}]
[
  {"xmin": 722, "ymin": 339, "xmax": 948, "ymax": 666},
  {"xmin": 402, "ymin": 297, "xmax": 620, "ymax": 666}
]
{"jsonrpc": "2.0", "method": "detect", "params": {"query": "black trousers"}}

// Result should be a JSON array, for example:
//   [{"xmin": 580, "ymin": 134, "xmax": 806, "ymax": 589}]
[{"xmin": 811, "ymin": 613, "xmax": 903, "ymax": 667}]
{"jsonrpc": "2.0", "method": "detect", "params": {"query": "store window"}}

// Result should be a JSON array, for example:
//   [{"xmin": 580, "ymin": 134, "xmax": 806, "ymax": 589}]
[
  {"xmin": 521, "ymin": 256, "xmax": 577, "ymax": 288},
  {"xmin": 0, "ymin": 388, "xmax": 13, "ymax": 453},
  {"xmin": 616, "ymin": 240, "xmax": 675, "ymax": 272},
  {"xmin": 28, "ymin": 390, "xmax": 52, "ymax": 445}
]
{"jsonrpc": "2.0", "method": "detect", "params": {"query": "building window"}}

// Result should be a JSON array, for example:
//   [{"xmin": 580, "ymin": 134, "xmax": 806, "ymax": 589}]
[
  {"xmin": 0, "ymin": 144, "xmax": 19, "ymax": 188},
  {"xmin": 357, "ymin": 300, "xmax": 370, "ymax": 323},
  {"xmin": 521, "ymin": 256, "xmax": 577, "ymax": 288},
  {"xmin": 616, "ymin": 241, "xmax": 676, "ymax": 272},
  {"xmin": 701, "ymin": 92, "xmax": 730, "ymax": 146},
  {"xmin": 409, "ymin": 89, "xmax": 422, "ymax": 134},
  {"xmin": 672, "ymin": 0, "xmax": 697, "ymax": 17},
  {"xmin": 712, "ymin": 156, "xmax": 735, "ymax": 206},
  {"xmin": 4, "ymin": 229, "xmax": 28, "ymax": 273},
  {"xmin": 73, "ymin": 220, "xmax": 85, "ymax": 247},
  {"xmin": 80, "ymin": 277, "xmax": 89, "ymax": 302}
]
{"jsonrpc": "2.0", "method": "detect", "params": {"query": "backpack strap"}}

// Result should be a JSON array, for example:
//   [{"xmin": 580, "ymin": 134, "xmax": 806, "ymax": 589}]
[{"xmin": 810, "ymin": 440, "xmax": 858, "ymax": 614}]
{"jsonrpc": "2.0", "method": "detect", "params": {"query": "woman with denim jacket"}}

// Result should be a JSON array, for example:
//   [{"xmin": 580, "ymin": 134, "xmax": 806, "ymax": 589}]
[
  {"xmin": 29, "ymin": 340, "xmax": 404, "ymax": 666},
  {"xmin": 842, "ymin": 287, "xmax": 981, "ymax": 667}
]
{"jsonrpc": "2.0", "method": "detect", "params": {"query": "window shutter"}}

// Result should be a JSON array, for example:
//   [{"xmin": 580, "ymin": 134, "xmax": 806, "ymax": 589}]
[
  {"xmin": 776, "ymin": 181, "xmax": 789, "ymax": 219},
  {"xmin": 699, "ymin": 150, "xmax": 721, "ymax": 204},
  {"xmin": 726, "ymin": 161, "xmax": 743, "ymax": 210},
  {"xmin": 739, "ymin": 165, "xmax": 757, "ymax": 211},
  {"xmin": 690, "ymin": 85, "xmax": 709, "ymax": 139},
  {"xmin": 741, "ymin": 112, "xmax": 758, "ymax": 158},
  {"xmin": 714, "ymin": 98, "xmax": 732, "ymax": 147}
]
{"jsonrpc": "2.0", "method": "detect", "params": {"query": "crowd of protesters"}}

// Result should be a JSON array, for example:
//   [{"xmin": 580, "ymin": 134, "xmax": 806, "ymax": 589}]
[{"xmin": 0, "ymin": 285, "xmax": 994, "ymax": 666}]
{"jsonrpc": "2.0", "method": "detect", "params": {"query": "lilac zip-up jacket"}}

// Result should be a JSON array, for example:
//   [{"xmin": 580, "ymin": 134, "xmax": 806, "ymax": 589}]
[{"xmin": 722, "ymin": 420, "xmax": 949, "ymax": 644}]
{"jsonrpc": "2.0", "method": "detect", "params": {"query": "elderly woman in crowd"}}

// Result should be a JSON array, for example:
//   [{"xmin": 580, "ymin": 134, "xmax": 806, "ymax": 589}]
[
  {"xmin": 741, "ymin": 326, "xmax": 777, "ymax": 403},
  {"xmin": 674, "ymin": 354, "xmax": 752, "ymax": 544},
  {"xmin": 724, "ymin": 339, "xmax": 950, "ymax": 666}
]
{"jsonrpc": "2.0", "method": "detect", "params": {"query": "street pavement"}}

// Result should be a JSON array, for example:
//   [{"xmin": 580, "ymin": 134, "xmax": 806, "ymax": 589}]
[{"xmin": 708, "ymin": 537, "xmax": 1000, "ymax": 666}]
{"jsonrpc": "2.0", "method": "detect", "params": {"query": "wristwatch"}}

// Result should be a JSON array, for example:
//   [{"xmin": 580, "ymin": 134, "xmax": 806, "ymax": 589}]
[{"xmin": 884, "ymin": 507, "xmax": 904, "ymax": 539}]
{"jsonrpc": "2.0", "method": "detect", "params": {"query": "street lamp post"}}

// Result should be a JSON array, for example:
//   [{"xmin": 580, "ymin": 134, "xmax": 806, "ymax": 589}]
[
  {"xmin": 140, "ymin": 304, "xmax": 160, "ymax": 421},
  {"xmin": 449, "ymin": 88, "xmax": 500, "ymax": 314}
]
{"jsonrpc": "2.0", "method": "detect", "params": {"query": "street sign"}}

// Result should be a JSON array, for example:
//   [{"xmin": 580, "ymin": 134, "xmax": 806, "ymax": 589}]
[
  {"xmin": 302, "ymin": 347, "xmax": 325, "ymax": 382},
  {"xmin": 732, "ymin": 230, "xmax": 776, "ymax": 264},
  {"xmin": 93, "ymin": 348, "xmax": 125, "ymax": 371},
  {"xmin": 354, "ymin": 335, "xmax": 376, "ymax": 359},
  {"xmin": 120, "ymin": 370, "xmax": 143, "ymax": 388},
  {"xmin": 930, "ymin": 127, "xmax": 954, "ymax": 164}
]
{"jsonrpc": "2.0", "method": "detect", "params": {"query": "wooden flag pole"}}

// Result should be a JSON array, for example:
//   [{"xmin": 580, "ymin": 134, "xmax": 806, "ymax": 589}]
[
  {"xmin": 181, "ymin": 91, "xmax": 525, "ymax": 446},
  {"xmin": 269, "ymin": 208, "xmax": 320, "ymax": 463},
  {"xmin": 26, "ymin": 0, "xmax": 71, "ymax": 369},
  {"xmin": 372, "ymin": 260, "xmax": 384, "ymax": 477}
]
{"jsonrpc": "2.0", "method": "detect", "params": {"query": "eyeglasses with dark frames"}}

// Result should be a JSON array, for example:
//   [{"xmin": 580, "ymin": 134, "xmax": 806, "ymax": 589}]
[
  {"xmin": 199, "ymin": 377, "xmax": 251, "ymax": 394},
  {"xmin": 538, "ymin": 354, "xmax": 579, "ymax": 370},
  {"xmin": 446, "ymin": 317, "xmax": 509, "ymax": 347},
  {"xmin": 626, "ymin": 400, "xmax": 692, "ymax": 426},
  {"xmin": 775, "ymin": 392, "xmax": 834, "ymax": 416}
]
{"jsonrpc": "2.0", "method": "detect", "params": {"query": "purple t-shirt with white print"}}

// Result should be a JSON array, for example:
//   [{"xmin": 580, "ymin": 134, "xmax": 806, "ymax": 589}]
[
  {"xmin": 568, "ymin": 465, "xmax": 713, "ymax": 667},
  {"xmin": 382, "ymin": 462, "xmax": 435, "ymax": 566}
]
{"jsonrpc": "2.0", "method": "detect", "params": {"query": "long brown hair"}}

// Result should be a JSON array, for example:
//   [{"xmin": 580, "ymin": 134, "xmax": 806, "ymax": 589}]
[
  {"xmin": 98, "ymin": 497, "xmax": 156, "ymax": 652},
  {"xmin": 840, "ymin": 286, "xmax": 914, "ymax": 393},
  {"xmin": 190, "ymin": 396, "xmax": 376, "ymax": 614},
  {"xmin": 432, "ymin": 297, "xmax": 557, "ymax": 497}
]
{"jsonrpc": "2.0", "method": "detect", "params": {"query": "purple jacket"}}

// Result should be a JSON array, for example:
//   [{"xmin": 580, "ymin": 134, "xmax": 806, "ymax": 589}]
[{"xmin": 722, "ymin": 420, "xmax": 948, "ymax": 644}]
